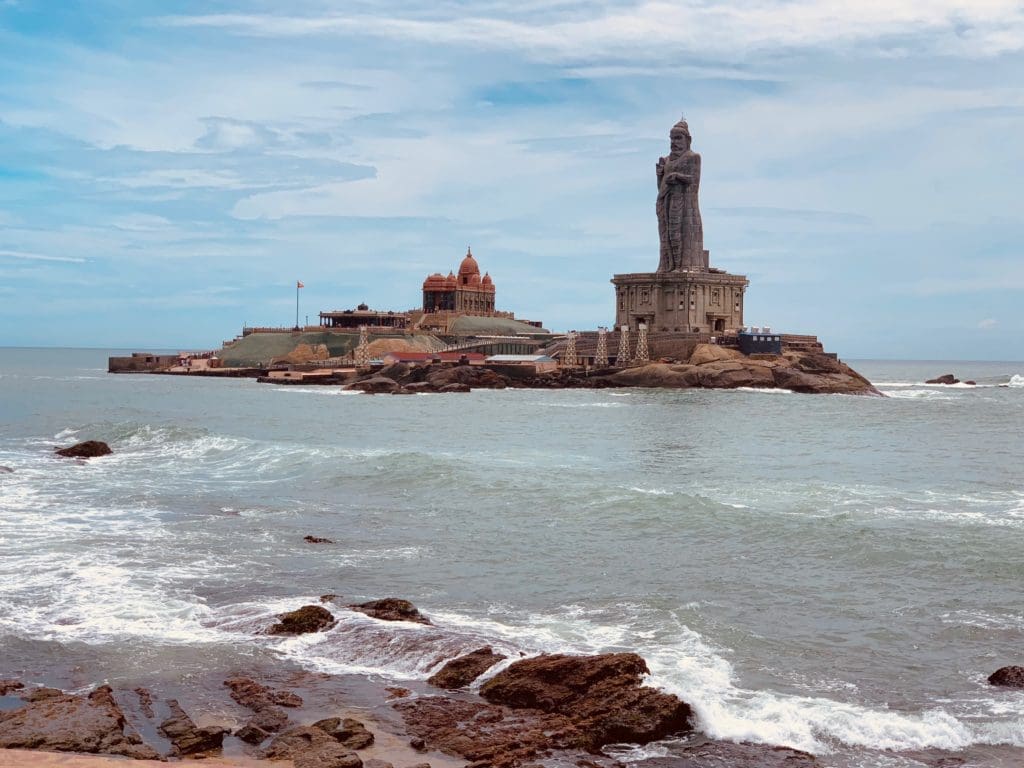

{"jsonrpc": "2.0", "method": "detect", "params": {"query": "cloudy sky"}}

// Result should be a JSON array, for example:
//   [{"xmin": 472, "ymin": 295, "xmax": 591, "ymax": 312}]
[{"xmin": 1, "ymin": 0, "xmax": 1023, "ymax": 359}]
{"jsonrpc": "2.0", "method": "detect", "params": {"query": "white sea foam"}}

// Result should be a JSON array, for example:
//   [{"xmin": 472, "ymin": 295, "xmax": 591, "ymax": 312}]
[
  {"xmin": 939, "ymin": 610, "xmax": 1024, "ymax": 631},
  {"xmin": 272, "ymin": 387, "xmax": 346, "ymax": 395},
  {"xmin": 869, "ymin": 505, "xmax": 1023, "ymax": 529},
  {"xmin": 885, "ymin": 389, "xmax": 960, "ymax": 401},
  {"xmin": 536, "ymin": 401, "xmax": 627, "ymax": 408},
  {"xmin": 1008, "ymin": 374, "xmax": 1024, "ymax": 387},
  {"xmin": 341, "ymin": 604, "xmax": 1024, "ymax": 755},
  {"xmin": 737, "ymin": 387, "xmax": 794, "ymax": 394}
]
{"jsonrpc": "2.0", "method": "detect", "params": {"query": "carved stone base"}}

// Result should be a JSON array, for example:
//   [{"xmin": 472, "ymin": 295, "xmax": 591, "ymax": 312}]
[{"xmin": 611, "ymin": 269, "xmax": 748, "ymax": 335}]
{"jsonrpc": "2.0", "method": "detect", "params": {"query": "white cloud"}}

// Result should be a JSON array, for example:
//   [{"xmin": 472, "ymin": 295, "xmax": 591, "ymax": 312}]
[
  {"xmin": 105, "ymin": 168, "xmax": 253, "ymax": 191},
  {"xmin": 157, "ymin": 1, "xmax": 1024, "ymax": 60},
  {"xmin": 0, "ymin": 249, "xmax": 87, "ymax": 264},
  {"xmin": 978, "ymin": 317, "xmax": 998, "ymax": 328}
]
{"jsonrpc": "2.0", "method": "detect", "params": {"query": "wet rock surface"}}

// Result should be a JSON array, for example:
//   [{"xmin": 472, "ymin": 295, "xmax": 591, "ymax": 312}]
[
  {"xmin": 633, "ymin": 736, "xmax": 820, "ymax": 767},
  {"xmin": 926, "ymin": 373, "xmax": 959, "ymax": 385},
  {"xmin": 988, "ymin": 666, "xmax": 1024, "ymax": 687},
  {"xmin": 350, "ymin": 598, "xmax": 432, "ymax": 625},
  {"xmin": 480, "ymin": 653, "xmax": 693, "ymax": 749},
  {"xmin": 0, "ymin": 685, "xmax": 159, "ymax": 759},
  {"xmin": 269, "ymin": 604, "xmax": 337, "ymax": 635},
  {"xmin": 398, "ymin": 652, "xmax": 694, "ymax": 766},
  {"xmin": 225, "ymin": 675, "xmax": 304, "ymax": 709},
  {"xmin": 427, "ymin": 647, "xmax": 507, "ymax": 689},
  {"xmin": 395, "ymin": 696, "xmax": 578, "ymax": 768},
  {"xmin": 158, "ymin": 698, "xmax": 227, "ymax": 756},
  {"xmin": 235, "ymin": 704, "xmax": 290, "ymax": 744},
  {"xmin": 0, "ymin": 681, "xmax": 24, "ymax": 696},
  {"xmin": 132, "ymin": 687, "xmax": 154, "ymax": 719},
  {"xmin": 313, "ymin": 716, "xmax": 375, "ymax": 749},
  {"xmin": 262, "ymin": 725, "xmax": 363, "ymax": 768},
  {"xmin": 225, "ymin": 676, "xmax": 301, "ymax": 743},
  {"xmin": 54, "ymin": 440, "xmax": 112, "ymax": 458},
  {"xmin": 305, "ymin": 534, "xmax": 335, "ymax": 544}
]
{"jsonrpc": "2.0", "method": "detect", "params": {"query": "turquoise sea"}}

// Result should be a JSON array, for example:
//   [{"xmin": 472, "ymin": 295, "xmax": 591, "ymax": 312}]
[{"xmin": 1, "ymin": 348, "xmax": 1022, "ymax": 767}]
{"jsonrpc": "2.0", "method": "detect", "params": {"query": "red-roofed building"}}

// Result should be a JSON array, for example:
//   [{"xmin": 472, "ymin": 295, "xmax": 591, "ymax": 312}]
[{"xmin": 380, "ymin": 351, "xmax": 488, "ymax": 366}]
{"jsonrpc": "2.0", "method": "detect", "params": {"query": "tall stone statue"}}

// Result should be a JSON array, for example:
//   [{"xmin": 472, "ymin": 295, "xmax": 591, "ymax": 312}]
[{"xmin": 657, "ymin": 117, "xmax": 705, "ymax": 272}]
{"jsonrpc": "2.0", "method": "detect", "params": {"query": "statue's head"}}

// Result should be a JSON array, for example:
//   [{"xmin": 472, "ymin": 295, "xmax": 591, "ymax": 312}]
[{"xmin": 670, "ymin": 118, "xmax": 691, "ymax": 154}]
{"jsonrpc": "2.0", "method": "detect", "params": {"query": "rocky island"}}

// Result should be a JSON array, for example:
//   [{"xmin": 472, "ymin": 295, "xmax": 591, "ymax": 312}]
[{"xmin": 109, "ymin": 116, "xmax": 875, "ymax": 396}]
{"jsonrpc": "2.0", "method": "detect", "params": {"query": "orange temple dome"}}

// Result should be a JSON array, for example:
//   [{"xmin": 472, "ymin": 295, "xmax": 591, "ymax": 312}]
[
  {"xmin": 422, "ymin": 272, "xmax": 448, "ymax": 291},
  {"xmin": 458, "ymin": 248, "xmax": 480, "ymax": 281}
]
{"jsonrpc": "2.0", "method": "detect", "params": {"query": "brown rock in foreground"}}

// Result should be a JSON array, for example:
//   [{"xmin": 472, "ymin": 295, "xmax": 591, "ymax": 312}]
[
  {"xmin": 313, "ymin": 717, "xmax": 375, "ymax": 749},
  {"xmin": 349, "ymin": 598, "xmax": 432, "ymax": 625},
  {"xmin": 224, "ymin": 675, "xmax": 301, "ymax": 743},
  {"xmin": 225, "ymin": 676, "xmax": 302, "ymax": 709},
  {"xmin": 398, "ymin": 652, "xmax": 693, "ymax": 766},
  {"xmin": 54, "ymin": 440, "xmax": 112, "ymax": 458},
  {"xmin": 235, "ymin": 704, "xmax": 290, "ymax": 744},
  {"xmin": 262, "ymin": 725, "xmax": 362, "ymax": 768},
  {"xmin": 0, "ymin": 680, "xmax": 24, "ymax": 696},
  {"xmin": 0, "ymin": 685, "xmax": 159, "ymax": 759},
  {"xmin": 480, "ymin": 652, "xmax": 692, "ymax": 749},
  {"xmin": 158, "ymin": 698, "xmax": 227, "ymax": 756},
  {"xmin": 635, "ymin": 735, "xmax": 819, "ymax": 767},
  {"xmin": 395, "ymin": 696, "xmax": 579, "ymax": 768},
  {"xmin": 428, "ymin": 647, "xmax": 506, "ymax": 689},
  {"xmin": 269, "ymin": 605, "xmax": 336, "ymax": 635},
  {"xmin": 988, "ymin": 666, "xmax": 1024, "ymax": 687}
]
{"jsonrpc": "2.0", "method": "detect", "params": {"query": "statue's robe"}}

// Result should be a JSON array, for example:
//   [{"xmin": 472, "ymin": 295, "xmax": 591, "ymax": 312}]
[{"xmin": 657, "ymin": 151, "xmax": 704, "ymax": 271}]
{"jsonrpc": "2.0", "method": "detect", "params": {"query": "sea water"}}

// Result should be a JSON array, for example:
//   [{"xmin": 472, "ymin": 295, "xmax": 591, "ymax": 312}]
[{"xmin": 1, "ymin": 349, "xmax": 1022, "ymax": 767}]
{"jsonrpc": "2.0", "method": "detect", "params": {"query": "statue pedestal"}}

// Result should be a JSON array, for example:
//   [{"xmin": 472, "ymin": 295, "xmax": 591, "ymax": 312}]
[{"xmin": 611, "ymin": 268, "xmax": 748, "ymax": 335}]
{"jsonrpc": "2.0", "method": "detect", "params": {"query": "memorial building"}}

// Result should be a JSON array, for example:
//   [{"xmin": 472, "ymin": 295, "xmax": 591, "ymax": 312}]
[
  {"xmin": 422, "ymin": 248, "xmax": 496, "ymax": 316},
  {"xmin": 612, "ymin": 118, "xmax": 748, "ymax": 334}
]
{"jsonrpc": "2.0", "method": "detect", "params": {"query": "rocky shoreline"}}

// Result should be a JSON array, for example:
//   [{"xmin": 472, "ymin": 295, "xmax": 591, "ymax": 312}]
[
  {"xmin": 339, "ymin": 345, "xmax": 880, "ymax": 397},
  {"xmin": 0, "ymin": 598, "xmax": 822, "ymax": 768},
  {"xmin": 4, "ymin": 600, "xmax": 1019, "ymax": 768}
]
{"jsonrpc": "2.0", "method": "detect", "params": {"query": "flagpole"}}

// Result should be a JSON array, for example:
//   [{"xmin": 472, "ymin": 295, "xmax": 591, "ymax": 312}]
[{"xmin": 295, "ymin": 282, "xmax": 300, "ymax": 329}]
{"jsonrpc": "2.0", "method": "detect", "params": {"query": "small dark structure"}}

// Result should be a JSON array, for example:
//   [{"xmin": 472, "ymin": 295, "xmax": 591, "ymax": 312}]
[
  {"xmin": 319, "ymin": 303, "xmax": 409, "ymax": 329},
  {"xmin": 738, "ymin": 328, "xmax": 782, "ymax": 356}
]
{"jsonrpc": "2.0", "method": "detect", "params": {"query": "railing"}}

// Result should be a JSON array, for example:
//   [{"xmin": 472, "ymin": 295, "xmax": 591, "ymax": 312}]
[{"xmin": 438, "ymin": 335, "xmax": 542, "ymax": 352}]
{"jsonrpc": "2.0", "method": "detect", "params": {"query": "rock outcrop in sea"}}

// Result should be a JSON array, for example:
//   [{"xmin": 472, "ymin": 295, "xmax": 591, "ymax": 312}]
[
  {"xmin": 988, "ymin": 666, "xmax": 1024, "ymax": 687},
  {"xmin": 54, "ymin": 440, "xmax": 112, "ymax": 458},
  {"xmin": 397, "ymin": 652, "xmax": 693, "ymax": 766},
  {"xmin": 427, "ymin": 647, "xmax": 507, "ymax": 689},
  {"xmin": 342, "ymin": 345, "xmax": 878, "ymax": 396},
  {"xmin": 268, "ymin": 605, "xmax": 336, "ymax": 635},
  {"xmin": 349, "ymin": 598, "xmax": 433, "ymax": 625}
]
